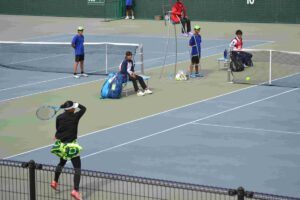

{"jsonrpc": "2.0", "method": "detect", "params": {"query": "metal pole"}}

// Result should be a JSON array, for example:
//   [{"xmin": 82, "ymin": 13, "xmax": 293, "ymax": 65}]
[
  {"xmin": 268, "ymin": 50, "xmax": 272, "ymax": 85},
  {"xmin": 105, "ymin": 43, "xmax": 108, "ymax": 74},
  {"xmin": 140, "ymin": 44, "xmax": 144, "ymax": 74},
  {"xmin": 174, "ymin": 23, "xmax": 177, "ymax": 77},
  {"xmin": 160, "ymin": 12, "xmax": 171, "ymax": 79},
  {"xmin": 28, "ymin": 160, "xmax": 36, "ymax": 200}
]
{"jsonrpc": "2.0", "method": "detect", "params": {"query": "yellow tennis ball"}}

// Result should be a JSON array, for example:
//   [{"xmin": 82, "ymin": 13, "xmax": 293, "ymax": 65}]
[{"xmin": 245, "ymin": 76, "xmax": 251, "ymax": 81}]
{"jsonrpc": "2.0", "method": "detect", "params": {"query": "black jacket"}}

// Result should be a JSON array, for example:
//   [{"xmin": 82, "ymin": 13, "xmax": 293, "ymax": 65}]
[{"xmin": 55, "ymin": 104, "xmax": 86, "ymax": 143}]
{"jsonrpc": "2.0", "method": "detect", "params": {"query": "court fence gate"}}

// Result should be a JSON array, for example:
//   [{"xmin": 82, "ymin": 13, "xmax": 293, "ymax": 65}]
[{"xmin": 0, "ymin": 159, "xmax": 299, "ymax": 200}]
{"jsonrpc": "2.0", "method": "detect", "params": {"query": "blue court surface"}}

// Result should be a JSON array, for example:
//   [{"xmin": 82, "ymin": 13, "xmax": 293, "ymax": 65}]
[
  {"xmin": 3, "ymin": 35, "xmax": 299, "ymax": 198},
  {"xmin": 5, "ymin": 85, "xmax": 300, "ymax": 198},
  {"xmin": 0, "ymin": 34, "xmax": 269, "ymax": 102}
]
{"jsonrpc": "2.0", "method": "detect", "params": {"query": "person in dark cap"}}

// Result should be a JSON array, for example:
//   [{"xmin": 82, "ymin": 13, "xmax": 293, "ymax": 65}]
[{"xmin": 50, "ymin": 101, "xmax": 86, "ymax": 200}]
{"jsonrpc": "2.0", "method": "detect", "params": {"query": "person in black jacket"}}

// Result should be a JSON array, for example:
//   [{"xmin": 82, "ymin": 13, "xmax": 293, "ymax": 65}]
[
  {"xmin": 119, "ymin": 51, "xmax": 152, "ymax": 96},
  {"xmin": 50, "ymin": 101, "xmax": 86, "ymax": 200}
]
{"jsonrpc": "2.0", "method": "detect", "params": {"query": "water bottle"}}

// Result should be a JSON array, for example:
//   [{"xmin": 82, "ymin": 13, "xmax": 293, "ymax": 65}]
[{"xmin": 224, "ymin": 49, "xmax": 228, "ymax": 59}]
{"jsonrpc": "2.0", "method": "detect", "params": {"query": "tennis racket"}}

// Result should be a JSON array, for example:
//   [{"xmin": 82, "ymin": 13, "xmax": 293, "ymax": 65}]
[{"xmin": 36, "ymin": 106, "xmax": 60, "ymax": 120}]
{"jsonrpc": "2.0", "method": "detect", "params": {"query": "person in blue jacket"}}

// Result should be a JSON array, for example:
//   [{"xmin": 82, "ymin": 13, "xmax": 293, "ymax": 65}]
[
  {"xmin": 189, "ymin": 25, "xmax": 202, "ymax": 77},
  {"xmin": 119, "ymin": 51, "xmax": 152, "ymax": 96},
  {"xmin": 125, "ymin": 0, "xmax": 135, "ymax": 20}
]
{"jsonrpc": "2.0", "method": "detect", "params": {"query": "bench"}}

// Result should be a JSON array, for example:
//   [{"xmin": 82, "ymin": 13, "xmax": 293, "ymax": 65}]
[
  {"xmin": 217, "ymin": 57, "xmax": 230, "ymax": 70},
  {"xmin": 123, "ymin": 75, "xmax": 151, "ymax": 96}
]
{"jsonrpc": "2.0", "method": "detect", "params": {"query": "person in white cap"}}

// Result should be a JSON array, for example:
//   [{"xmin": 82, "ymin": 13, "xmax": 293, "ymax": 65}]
[
  {"xmin": 50, "ymin": 101, "xmax": 86, "ymax": 200},
  {"xmin": 71, "ymin": 26, "xmax": 88, "ymax": 78}
]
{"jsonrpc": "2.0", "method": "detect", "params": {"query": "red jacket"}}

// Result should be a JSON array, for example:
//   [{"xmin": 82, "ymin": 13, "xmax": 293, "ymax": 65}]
[{"xmin": 171, "ymin": 1, "xmax": 187, "ymax": 23}]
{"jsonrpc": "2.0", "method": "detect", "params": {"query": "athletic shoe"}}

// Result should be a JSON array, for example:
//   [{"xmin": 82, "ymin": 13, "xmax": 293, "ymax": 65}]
[
  {"xmin": 181, "ymin": 33, "xmax": 188, "ymax": 37},
  {"xmin": 81, "ymin": 73, "xmax": 88, "ymax": 77},
  {"xmin": 131, "ymin": 16, "xmax": 135, "ymax": 20},
  {"xmin": 73, "ymin": 74, "xmax": 80, "ymax": 79},
  {"xmin": 189, "ymin": 74, "xmax": 196, "ymax": 78},
  {"xmin": 195, "ymin": 73, "xmax": 203, "ymax": 77},
  {"xmin": 71, "ymin": 190, "xmax": 81, "ymax": 200},
  {"xmin": 50, "ymin": 181, "xmax": 58, "ymax": 190},
  {"xmin": 188, "ymin": 32, "xmax": 193, "ymax": 36},
  {"xmin": 144, "ymin": 89, "xmax": 153, "ymax": 94},
  {"xmin": 137, "ymin": 90, "xmax": 145, "ymax": 96},
  {"xmin": 125, "ymin": 16, "xmax": 129, "ymax": 20}
]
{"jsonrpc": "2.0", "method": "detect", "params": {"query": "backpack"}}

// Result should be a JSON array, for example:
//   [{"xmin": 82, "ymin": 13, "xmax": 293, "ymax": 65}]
[
  {"xmin": 230, "ymin": 51, "xmax": 244, "ymax": 72},
  {"xmin": 100, "ymin": 73, "xmax": 126, "ymax": 99}
]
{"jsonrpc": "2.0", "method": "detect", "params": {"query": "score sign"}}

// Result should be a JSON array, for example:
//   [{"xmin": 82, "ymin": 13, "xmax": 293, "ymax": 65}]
[
  {"xmin": 247, "ymin": 0, "xmax": 255, "ymax": 5},
  {"xmin": 87, "ymin": 0, "xmax": 105, "ymax": 5}
]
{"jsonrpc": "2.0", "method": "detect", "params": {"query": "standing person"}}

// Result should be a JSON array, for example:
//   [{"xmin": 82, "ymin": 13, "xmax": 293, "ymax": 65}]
[
  {"xmin": 125, "ymin": 0, "xmax": 135, "ymax": 20},
  {"xmin": 119, "ymin": 51, "xmax": 152, "ymax": 96},
  {"xmin": 189, "ymin": 25, "xmax": 202, "ymax": 77},
  {"xmin": 72, "ymin": 26, "xmax": 88, "ymax": 78},
  {"xmin": 50, "ymin": 101, "xmax": 86, "ymax": 200},
  {"xmin": 171, "ymin": 0, "xmax": 192, "ymax": 37}
]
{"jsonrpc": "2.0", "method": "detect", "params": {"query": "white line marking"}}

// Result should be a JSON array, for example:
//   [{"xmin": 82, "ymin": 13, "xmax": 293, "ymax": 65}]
[
  {"xmin": 79, "ymin": 88, "xmax": 299, "ymax": 159},
  {"xmin": 191, "ymin": 123, "xmax": 300, "ymax": 136},
  {"xmin": 4, "ymin": 84, "xmax": 259, "ymax": 159}
]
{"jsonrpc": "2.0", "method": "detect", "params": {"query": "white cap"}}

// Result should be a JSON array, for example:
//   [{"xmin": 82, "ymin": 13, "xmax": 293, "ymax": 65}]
[{"xmin": 64, "ymin": 102, "xmax": 79, "ymax": 110}]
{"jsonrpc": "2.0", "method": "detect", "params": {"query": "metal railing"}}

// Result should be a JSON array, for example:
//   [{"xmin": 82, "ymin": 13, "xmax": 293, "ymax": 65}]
[{"xmin": 0, "ymin": 159, "xmax": 299, "ymax": 200}]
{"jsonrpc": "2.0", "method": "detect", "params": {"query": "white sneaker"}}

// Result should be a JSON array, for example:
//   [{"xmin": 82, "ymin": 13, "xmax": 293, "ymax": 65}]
[
  {"xmin": 73, "ymin": 74, "xmax": 80, "ymax": 79},
  {"xmin": 125, "ymin": 16, "xmax": 129, "ymax": 20},
  {"xmin": 131, "ymin": 16, "xmax": 135, "ymax": 20},
  {"xmin": 137, "ymin": 91, "xmax": 145, "ymax": 96},
  {"xmin": 81, "ymin": 73, "xmax": 88, "ymax": 77},
  {"xmin": 144, "ymin": 89, "xmax": 153, "ymax": 94}
]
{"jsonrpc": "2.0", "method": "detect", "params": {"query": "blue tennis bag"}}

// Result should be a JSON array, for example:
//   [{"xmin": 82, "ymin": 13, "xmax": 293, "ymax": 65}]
[{"xmin": 100, "ymin": 73, "xmax": 126, "ymax": 99}]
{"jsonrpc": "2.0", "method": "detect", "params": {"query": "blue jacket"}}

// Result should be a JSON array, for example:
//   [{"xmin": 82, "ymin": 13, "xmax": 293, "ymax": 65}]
[
  {"xmin": 126, "ymin": 0, "xmax": 133, "ymax": 6},
  {"xmin": 189, "ymin": 34, "xmax": 201, "ymax": 57},
  {"xmin": 72, "ymin": 35, "xmax": 84, "ymax": 55},
  {"xmin": 119, "ymin": 59, "xmax": 134, "ymax": 81}
]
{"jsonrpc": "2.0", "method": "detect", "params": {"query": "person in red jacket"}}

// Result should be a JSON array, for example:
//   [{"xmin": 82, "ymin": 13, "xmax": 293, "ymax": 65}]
[{"xmin": 171, "ymin": 0, "xmax": 192, "ymax": 36}]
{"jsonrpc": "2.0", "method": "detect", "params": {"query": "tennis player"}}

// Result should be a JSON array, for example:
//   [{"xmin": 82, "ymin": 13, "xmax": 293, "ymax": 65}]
[
  {"xmin": 72, "ymin": 26, "xmax": 88, "ymax": 78},
  {"xmin": 50, "ymin": 101, "xmax": 86, "ymax": 200},
  {"xmin": 125, "ymin": 0, "xmax": 135, "ymax": 20},
  {"xmin": 171, "ymin": 0, "xmax": 192, "ymax": 37},
  {"xmin": 189, "ymin": 25, "xmax": 202, "ymax": 78},
  {"xmin": 119, "ymin": 51, "xmax": 152, "ymax": 96}
]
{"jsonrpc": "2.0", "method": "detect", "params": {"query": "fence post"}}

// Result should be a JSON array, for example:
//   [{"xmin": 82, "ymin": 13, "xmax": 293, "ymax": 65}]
[
  {"xmin": 228, "ymin": 186, "xmax": 254, "ymax": 200},
  {"xmin": 28, "ymin": 160, "xmax": 36, "ymax": 200},
  {"xmin": 237, "ymin": 187, "xmax": 245, "ymax": 200}
]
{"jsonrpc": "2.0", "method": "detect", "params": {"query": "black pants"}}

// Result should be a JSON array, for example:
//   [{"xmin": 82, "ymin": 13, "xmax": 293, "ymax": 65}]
[
  {"xmin": 54, "ymin": 156, "xmax": 81, "ymax": 191},
  {"xmin": 129, "ymin": 75, "xmax": 147, "ymax": 92},
  {"xmin": 180, "ymin": 17, "xmax": 191, "ymax": 33}
]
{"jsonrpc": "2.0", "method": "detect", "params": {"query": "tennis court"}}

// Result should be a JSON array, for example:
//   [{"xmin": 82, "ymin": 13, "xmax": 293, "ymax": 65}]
[{"xmin": 1, "ymin": 13, "xmax": 300, "ymax": 200}]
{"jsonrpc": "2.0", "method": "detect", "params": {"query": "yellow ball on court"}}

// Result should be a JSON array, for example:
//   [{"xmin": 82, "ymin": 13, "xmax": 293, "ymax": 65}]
[{"xmin": 245, "ymin": 76, "xmax": 251, "ymax": 81}]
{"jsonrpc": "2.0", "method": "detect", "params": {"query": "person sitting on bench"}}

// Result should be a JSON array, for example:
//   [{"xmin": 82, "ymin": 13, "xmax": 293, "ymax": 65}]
[
  {"xmin": 119, "ymin": 51, "xmax": 152, "ymax": 97},
  {"xmin": 229, "ymin": 29, "xmax": 253, "ymax": 67}
]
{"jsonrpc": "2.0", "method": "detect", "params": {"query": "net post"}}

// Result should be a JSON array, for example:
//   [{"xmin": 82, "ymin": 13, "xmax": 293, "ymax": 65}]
[
  {"xmin": 28, "ymin": 160, "xmax": 36, "ymax": 200},
  {"xmin": 105, "ymin": 43, "xmax": 108, "ymax": 74},
  {"xmin": 227, "ymin": 68, "xmax": 232, "ymax": 82},
  {"xmin": 268, "ymin": 50, "xmax": 272, "ymax": 85},
  {"xmin": 140, "ymin": 44, "xmax": 144, "ymax": 74}
]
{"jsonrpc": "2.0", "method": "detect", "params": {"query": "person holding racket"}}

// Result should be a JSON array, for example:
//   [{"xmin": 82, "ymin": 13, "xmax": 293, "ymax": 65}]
[
  {"xmin": 50, "ymin": 101, "xmax": 86, "ymax": 200},
  {"xmin": 72, "ymin": 26, "xmax": 88, "ymax": 78},
  {"xmin": 171, "ymin": 0, "xmax": 192, "ymax": 37}
]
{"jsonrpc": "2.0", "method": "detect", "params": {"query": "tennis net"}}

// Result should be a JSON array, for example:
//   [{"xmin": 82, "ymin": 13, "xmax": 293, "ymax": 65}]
[
  {"xmin": 0, "ymin": 41, "xmax": 143, "ymax": 75},
  {"xmin": 1, "ymin": 159, "xmax": 299, "ymax": 200},
  {"xmin": 228, "ymin": 49, "xmax": 300, "ymax": 88}
]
